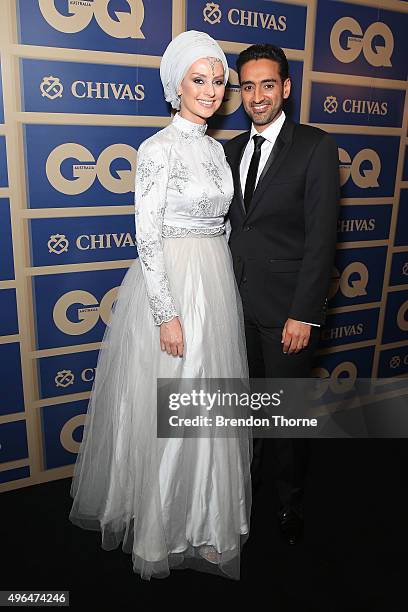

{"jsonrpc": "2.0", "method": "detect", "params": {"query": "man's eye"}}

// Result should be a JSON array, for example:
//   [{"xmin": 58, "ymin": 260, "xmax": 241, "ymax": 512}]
[
  {"xmin": 243, "ymin": 85, "xmax": 252, "ymax": 91},
  {"xmin": 264, "ymin": 83, "xmax": 274, "ymax": 89}
]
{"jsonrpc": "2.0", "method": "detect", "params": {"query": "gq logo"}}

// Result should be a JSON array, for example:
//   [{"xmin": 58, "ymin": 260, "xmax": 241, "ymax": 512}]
[
  {"xmin": 46, "ymin": 143, "xmax": 137, "ymax": 195},
  {"xmin": 338, "ymin": 148, "xmax": 381, "ymax": 189},
  {"xmin": 311, "ymin": 361, "xmax": 358, "ymax": 398},
  {"xmin": 330, "ymin": 17, "xmax": 394, "ymax": 67},
  {"xmin": 53, "ymin": 288, "xmax": 118, "ymax": 335},
  {"xmin": 329, "ymin": 263, "xmax": 369, "ymax": 300},
  {"xmin": 38, "ymin": 0, "xmax": 145, "ymax": 39},
  {"xmin": 217, "ymin": 67, "xmax": 241, "ymax": 116},
  {"xmin": 397, "ymin": 300, "xmax": 408, "ymax": 332}
]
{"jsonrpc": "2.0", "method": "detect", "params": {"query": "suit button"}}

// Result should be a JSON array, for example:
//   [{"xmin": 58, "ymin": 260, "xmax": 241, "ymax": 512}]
[
  {"xmin": 243, "ymin": 225, "xmax": 252, "ymax": 232},
  {"xmin": 242, "ymin": 277, "xmax": 247, "ymax": 283},
  {"xmin": 236, "ymin": 255, "xmax": 242, "ymax": 262}
]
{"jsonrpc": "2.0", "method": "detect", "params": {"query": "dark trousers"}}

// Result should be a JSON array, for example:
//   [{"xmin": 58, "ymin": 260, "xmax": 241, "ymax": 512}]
[{"xmin": 240, "ymin": 280, "xmax": 321, "ymax": 512}]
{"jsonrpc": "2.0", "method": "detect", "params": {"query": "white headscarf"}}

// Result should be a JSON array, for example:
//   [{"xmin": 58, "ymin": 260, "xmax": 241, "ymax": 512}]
[{"xmin": 160, "ymin": 30, "xmax": 229, "ymax": 111}]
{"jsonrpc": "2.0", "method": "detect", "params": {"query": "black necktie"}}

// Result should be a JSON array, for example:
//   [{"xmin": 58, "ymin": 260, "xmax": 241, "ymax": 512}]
[{"xmin": 244, "ymin": 134, "xmax": 265, "ymax": 212}]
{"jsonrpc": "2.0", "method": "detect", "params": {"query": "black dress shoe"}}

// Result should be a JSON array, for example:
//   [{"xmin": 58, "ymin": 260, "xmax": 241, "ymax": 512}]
[{"xmin": 278, "ymin": 507, "xmax": 304, "ymax": 545}]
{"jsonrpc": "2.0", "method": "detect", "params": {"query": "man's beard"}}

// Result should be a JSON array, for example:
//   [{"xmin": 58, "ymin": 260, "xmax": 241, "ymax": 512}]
[{"xmin": 248, "ymin": 101, "xmax": 282, "ymax": 126}]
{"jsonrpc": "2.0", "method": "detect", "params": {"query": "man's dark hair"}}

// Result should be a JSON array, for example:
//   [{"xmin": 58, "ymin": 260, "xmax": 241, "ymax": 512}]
[{"xmin": 236, "ymin": 44, "xmax": 289, "ymax": 83}]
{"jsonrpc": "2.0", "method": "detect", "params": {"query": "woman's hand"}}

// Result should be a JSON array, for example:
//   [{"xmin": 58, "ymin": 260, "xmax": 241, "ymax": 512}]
[{"xmin": 160, "ymin": 317, "xmax": 184, "ymax": 357}]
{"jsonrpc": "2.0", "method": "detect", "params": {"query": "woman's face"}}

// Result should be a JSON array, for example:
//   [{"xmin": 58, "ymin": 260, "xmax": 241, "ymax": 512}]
[{"xmin": 178, "ymin": 57, "xmax": 225, "ymax": 124}]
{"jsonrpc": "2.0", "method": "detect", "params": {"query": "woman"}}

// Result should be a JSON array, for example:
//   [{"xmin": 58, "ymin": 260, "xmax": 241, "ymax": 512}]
[{"xmin": 69, "ymin": 30, "xmax": 252, "ymax": 581}]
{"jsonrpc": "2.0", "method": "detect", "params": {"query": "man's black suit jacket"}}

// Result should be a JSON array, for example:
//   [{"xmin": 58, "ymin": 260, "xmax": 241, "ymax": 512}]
[{"xmin": 223, "ymin": 117, "xmax": 340, "ymax": 328}]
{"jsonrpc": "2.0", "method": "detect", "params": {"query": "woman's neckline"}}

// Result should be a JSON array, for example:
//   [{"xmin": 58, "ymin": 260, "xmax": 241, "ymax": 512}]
[{"xmin": 172, "ymin": 112, "xmax": 207, "ymax": 139}]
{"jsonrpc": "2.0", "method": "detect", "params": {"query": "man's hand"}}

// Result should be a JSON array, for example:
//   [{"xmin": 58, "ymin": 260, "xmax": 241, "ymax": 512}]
[
  {"xmin": 160, "ymin": 317, "xmax": 184, "ymax": 357},
  {"xmin": 281, "ymin": 319, "xmax": 311, "ymax": 354}
]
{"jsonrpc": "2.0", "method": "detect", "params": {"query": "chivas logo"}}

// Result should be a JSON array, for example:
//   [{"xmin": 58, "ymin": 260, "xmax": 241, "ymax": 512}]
[
  {"xmin": 389, "ymin": 356, "xmax": 401, "ymax": 369},
  {"xmin": 323, "ymin": 96, "xmax": 338, "ymax": 114},
  {"xmin": 40, "ymin": 75, "xmax": 64, "ymax": 99},
  {"xmin": 324, "ymin": 95, "xmax": 388, "ymax": 116},
  {"xmin": 338, "ymin": 147, "xmax": 381, "ymax": 189},
  {"xmin": 203, "ymin": 2, "xmax": 222, "ymax": 25},
  {"xmin": 38, "ymin": 0, "xmax": 145, "ymax": 39},
  {"xmin": 48, "ymin": 234, "xmax": 69, "ymax": 254},
  {"xmin": 330, "ymin": 17, "xmax": 394, "ymax": 67},
  {"xmin": 202, "ymin": 2, "xmax": 286, "ymax": 30},
  {"xmin": 55, "ymin": 369, "xmax": 75, "ymax": 388}
]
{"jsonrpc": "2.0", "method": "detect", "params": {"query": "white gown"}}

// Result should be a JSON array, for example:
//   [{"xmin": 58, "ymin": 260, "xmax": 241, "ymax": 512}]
[{"xmin": 69, "ymin": 112, "xmax": 252, "ymax": 580}]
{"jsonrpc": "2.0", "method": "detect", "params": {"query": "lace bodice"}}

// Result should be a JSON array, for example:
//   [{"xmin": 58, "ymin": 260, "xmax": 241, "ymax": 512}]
[{"xmin": 134, "ymin": 112, "xmax": 234, "ymax": 325}]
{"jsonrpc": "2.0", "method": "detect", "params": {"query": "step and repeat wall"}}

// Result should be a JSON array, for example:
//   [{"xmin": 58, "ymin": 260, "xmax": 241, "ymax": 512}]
[{"xmin": 0, "ymin": 0, "xmax": 407, "ymax": 491}]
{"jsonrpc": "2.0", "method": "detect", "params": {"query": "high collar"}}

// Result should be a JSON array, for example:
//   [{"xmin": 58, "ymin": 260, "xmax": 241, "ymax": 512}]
[
  {"xmin": 172, "ymin": 112, "xmax": 207, "ymax": 139},
  {"xmin": 249, "ymin": 110, "xmax": 286, "ymax": 144}
]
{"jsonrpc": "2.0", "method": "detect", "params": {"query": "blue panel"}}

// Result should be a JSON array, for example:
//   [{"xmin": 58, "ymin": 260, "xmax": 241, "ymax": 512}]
[
  {"xmin": 17, "ymin": 0, "xmax": 172, "ymax": 55},
  {"xmin": 21, "ymin": 59, "xmax": 169, "ymax": 116},
  {"xmin": 337, "ymin": 204, "xmax": 391, "ymax": 243},
  {"xmin": 310, "ymin": 83, "xmax": 405, "ymax": 128},
  {"xmin": 312, "ymin": 345, "xmax": 375, "ymax": 404},
  {"xmin": 32, "ymin": 268, "xmax": 128, "ymax": 349},
  {"xmin": 314, "ymin": 0, "xmax": 408, "ymax": 80},
  {"xmin": 333, "ymin": 134, "xmax": 400, "ymax": 199},
  {"xmin": 382, "ymin": 290, "xmax": 408, "ymax": 344},
  {"xmin": 314, "ymin": 345, "xmax": 375, "ymax": 378},
  {"xmin": 0, "ymin": 198, "xmax": 14, "ymax": 281},
  {"xmin": 0, "ymin": 289, "xmax": 18, "ymax": 336},
  {"xmin": 329, "ymin": 246, "xmax": 387, "ymax": 308},
  {"xmin": 38, "ymin": 350, "xmax": 99, "ymax": 399},
  {"xmin": 41, "ymin": 399, "xmax": 88, "ymax": 469},
  {"xmin": 389, "ymin": 252, "xmax": 408, "ymax": 287},
  {"xmin": 0, "ymin": 137, "xmax": 8, "ymax": 188},
  {"xmin": 378, "ymin": 344, "xmax": 408, "ymax": 378},
  {"xmin": 395, "ymin": 189, "xmax": 408, "ymax": 247},
  {"xmin": 0, "ymin": 343, "xmax": 24, "ymax": 416},
  {"xmin": 0, "ymin": 465, "xmax": 30, "ymax": 484},
  {"xmin": 187, "ymin": 1, "xmax": 307, "ymax": 50},
  {"xmin": 402, "ymin": 148, "xmax": 408, "ymax": 182},
  {"xmin": 24, "ymin": 124, "xmax": 160, "ymax": 209},
  {"xmin": 319, "ymin": 308, "xmax": 379, "ymax": 348},
  {"xmin": 0, "ymin": 420, "xmax": 28, "ymax": 463},
  {"xmin": 30, "ymin": 215, "xmax": 136, "ymax": 266}
]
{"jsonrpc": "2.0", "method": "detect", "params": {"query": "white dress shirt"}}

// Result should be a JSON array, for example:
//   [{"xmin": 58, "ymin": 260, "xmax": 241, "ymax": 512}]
[{"xmin": 239, "ymin": 110, "xmax": 319, "ymax": 328}]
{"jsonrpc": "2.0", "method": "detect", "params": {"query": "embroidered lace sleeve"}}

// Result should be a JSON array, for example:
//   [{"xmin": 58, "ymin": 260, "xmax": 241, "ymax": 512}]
[{"xmin": 134, "ymin": 139, "xmax": 178, "ymax": 325}]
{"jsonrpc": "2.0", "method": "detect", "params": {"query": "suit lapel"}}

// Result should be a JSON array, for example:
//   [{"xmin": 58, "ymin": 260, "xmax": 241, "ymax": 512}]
[
  {"xmin": 246, "ymin": 118, "xmax": 295, "ymax": 219},
  {"xmin": 231, "ymin": 133, "xmax": 250, "ymax": 215}
]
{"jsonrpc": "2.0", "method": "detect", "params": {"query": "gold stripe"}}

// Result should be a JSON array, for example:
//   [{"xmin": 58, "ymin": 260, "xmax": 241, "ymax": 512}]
[
  {"xmin": 30, "ymin": 342, "xmax": 102, "ymax": 359},
  {"xmin": 26, "ymin": 260, "xmax": 133, "ymax": 276},
  {"xmin": 21, "ymin": 206, "xmax": 134, "ymax": 218},
  {"xmin": 15, "ymin": 112, "xmax": 171, "ymax": 126}
]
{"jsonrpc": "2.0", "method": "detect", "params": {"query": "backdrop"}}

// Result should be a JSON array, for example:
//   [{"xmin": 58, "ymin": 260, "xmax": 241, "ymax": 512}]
[{"xmin": 0, "ymin": 0, "xmax": 407, "ymax": 491}]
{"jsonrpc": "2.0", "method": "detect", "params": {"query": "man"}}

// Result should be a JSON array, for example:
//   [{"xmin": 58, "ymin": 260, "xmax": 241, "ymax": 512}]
[{"xmin": 224, "ymin": 44, "xmax": 340, "ymax": 544}]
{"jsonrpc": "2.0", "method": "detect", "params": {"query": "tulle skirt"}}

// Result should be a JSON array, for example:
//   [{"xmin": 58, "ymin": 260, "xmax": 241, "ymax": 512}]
[{"xmin": 69, "ymin": 234, "xmax": 252, "ymax": 580}]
